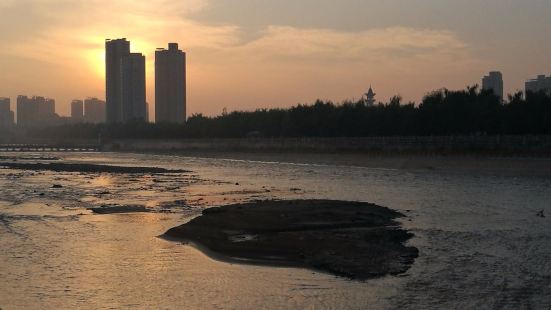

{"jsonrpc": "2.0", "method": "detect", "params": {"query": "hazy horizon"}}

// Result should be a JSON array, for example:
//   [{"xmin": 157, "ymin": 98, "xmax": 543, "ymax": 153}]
[{"xmin": 1, "ymin": 0, "xmax": 551, "ymax": 119}]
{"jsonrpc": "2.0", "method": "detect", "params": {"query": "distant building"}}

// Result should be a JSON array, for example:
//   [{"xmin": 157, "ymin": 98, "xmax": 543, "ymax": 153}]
[
  {"xmin": 40, "ymin": 98, "xmax": 55, "ymax": 116},
  {"xmin": 0, "ymin": 97, "xmax": 14, "ymax": 128},
  {"xmin": 16, "ymin": 96, "xmax": 59, "ymax": 128},
  {"xmin": 364, "ymin": 86, "xmax": 376, "ymax": 106},
  {"xmin": 525, "ymin": 75, "xmax": 551, "ymax": 94},
  {"xmin": 482, "ymin": 71, "xmax": 504, "ymax": 100},
  {"xmin": 105, "ymin": 38, "xmax": 130, "ymax": 123},
  {"xmin": 71, "ymin": 100, "xmax": 84, "ymax": 123},
  {"xmin": 16, "ymin": 96, "xmax": 33, "ymax": 126},
  {"xmin": 155, "ymin": 43, "xmax": 186, "ymax": 123},
  {"xmin": 84, "ymin": 97, "xmax": 106, "ymax": 124},
  {"xmin": 121, "ymin": 53, "xmax": 147, "ymax": 122}
]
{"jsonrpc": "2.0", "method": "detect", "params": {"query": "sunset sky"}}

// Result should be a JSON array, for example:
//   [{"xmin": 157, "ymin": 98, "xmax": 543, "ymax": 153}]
[{"xmin": 1, "ymin": 0, "xmax": 550, "ymax": 119}]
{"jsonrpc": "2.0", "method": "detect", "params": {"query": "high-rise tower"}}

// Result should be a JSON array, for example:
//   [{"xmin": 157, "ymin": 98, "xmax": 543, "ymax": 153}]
[
  {"xmin": 482, "ymin": 71, "xmax": 504, "ymax": 100},
  {"xmin": 121, "ymin": 53, "xmax": 147, "ymax": 122},
  {"xmin": 0, "ymin": 97, "xmax": 14, "ymax": 128},
  {"xmin": 71, "ymin": 100, "xmax": 84, "ymax": 123},
  {"xmin": 84, "ymin": 98, "xmax": 106, "ymax": 124},
  {"xmin": 16, "ymin": 96, "xmax": 57, "ymax": 128},
  {"xmin": 525, "ymin": 75, "xmax": 551, "ymax": 94},
  {"xmin": 105, "ymin": 38, "xmax": 130, "ymax": 123},
  {"xmin": 155, "ymin": 43, "xmax": 186, "ymax": 123}
]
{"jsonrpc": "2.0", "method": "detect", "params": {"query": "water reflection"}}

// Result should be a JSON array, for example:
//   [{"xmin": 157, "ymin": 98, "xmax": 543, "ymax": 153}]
[{"xmin": 89, "ymin": 175, "xmax": 114, "ymax": 187}]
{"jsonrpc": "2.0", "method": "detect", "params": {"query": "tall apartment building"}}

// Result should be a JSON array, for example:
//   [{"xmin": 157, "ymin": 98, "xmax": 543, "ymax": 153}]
[
  {"xmin": 105, "ymin": 38, "xmax": 147, "ymax": 123},
  {"xmin": 71, "ymin": 100, "xmax": 84, "ymax": 123},
  {"xmin": 105, "ymin": 38, "xmax": 130, "ymax": 123},
  {"xmin": 121, "ymin": 53, "xmax": 147, "ymax": 122},
  {"xmin": 16, "ymin": 96, "xmax": 33, "ymax": 126},
  {"xmin": 84, "ymin": 97, "xmax": 106, "ymax": 124},
  {"xmin": 16, "ymin": 96, "xmax": 58, "ymax": 128},
  {"xmin": 0, "ymin": 97, "xmax": 14, "ymax": 128},
  {"xmin": 482, "ymin": 71, "xmax": 504, "ymax": 100},
  {"xmin": 525, "ymin": 75, "xmax": 551, "ymax": 94},
  {"xmin": 155, "ymin": 43, "xmax": 186, "ymax": 123}
]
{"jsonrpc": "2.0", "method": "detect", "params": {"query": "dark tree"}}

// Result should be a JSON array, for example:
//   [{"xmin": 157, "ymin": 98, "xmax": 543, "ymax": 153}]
[{"xmin": 24, "ymin": 86, "xmax": 551, "ymax": 140}]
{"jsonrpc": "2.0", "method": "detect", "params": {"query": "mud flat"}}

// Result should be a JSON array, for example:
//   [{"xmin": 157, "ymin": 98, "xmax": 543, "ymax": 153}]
[
  {"xmin": 165, "ymin": 200, "xmax": 418, "ymax": 280},
  {"xmin": 0, "ymin": 162, "xmax": 186, "ymax": 174},
  {"xmin": 0, "ymin": 155, "xmax": 60, "ymax": 161}
]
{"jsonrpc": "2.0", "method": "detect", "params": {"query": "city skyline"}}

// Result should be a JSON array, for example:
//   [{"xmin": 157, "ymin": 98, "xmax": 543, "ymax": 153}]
[
  {"xmin": 1, "ymin": 0, "xmax": 551, "ymax": 119},
  {"xmin": 3, "ymin": 68, "xmax": 551, "ymax": 123}
]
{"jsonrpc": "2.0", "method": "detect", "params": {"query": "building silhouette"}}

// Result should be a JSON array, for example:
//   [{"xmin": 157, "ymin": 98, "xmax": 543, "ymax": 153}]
[
  {"xmin": 105, "ymin": 38, "xmax": 130, "ymax": 123},
  {"xmin": 121, "ymin": 53, "xmax": 147, "ymax": 122},
  {"xmin": 482, "ymin": 71, "xmax": 504, "ymax": 100},
  {"xmin": 71, "ymin": 100, "xmax": 84, "ymax": 123},
  {"xmin": 525, "ymin": 75, "xmax": 551, "ymax": 94},
  {"xmin": 0, "ymin": 97, "xmax": 14, "ymax": 128},
  {"xmin": 364, "ymin": 86, "xmax": 376, "ymax": 106},
  {"xmin": 16, "ymin": 96, "xmax": 33, "ymax": 127},
  {"xmin": 16, "ymin": 96, "xmax": 59, "ymax": 128},
  {"xmin": 84, "ymin": 97, "xmax": 106, "ymax": 124},
  {"xmin": 155, "ymin": 43, "xmax": 186, "ymax": 123}
]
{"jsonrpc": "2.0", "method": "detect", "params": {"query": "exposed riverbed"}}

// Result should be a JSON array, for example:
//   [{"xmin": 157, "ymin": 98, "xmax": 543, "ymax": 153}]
[{"xmin": 1, "ymin": 152, "xmax": 550, "ymax": 309}]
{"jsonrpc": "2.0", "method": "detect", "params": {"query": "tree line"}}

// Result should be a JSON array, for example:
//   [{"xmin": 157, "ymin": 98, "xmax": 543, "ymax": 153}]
[{"xmin": 25, "ymin": 86, "xmax": 551, "ymax": 140}]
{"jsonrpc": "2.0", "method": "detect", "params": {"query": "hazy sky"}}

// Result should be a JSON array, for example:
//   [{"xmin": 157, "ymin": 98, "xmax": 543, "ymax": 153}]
[{"xmin": 1, "ymin": 0, "xmax": 550, "ymax": 119}]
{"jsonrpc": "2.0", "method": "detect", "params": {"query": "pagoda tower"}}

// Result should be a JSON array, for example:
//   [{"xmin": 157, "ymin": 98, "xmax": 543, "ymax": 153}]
[{"xmin": 365, "ymin": 86, "xmax": 376, "ymax": 106}]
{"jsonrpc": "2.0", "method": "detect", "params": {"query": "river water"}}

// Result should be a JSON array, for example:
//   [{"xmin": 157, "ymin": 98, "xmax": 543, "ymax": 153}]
[{"xmin": 0, "ymin": 152, "xmax": 550, "ymax": 309}]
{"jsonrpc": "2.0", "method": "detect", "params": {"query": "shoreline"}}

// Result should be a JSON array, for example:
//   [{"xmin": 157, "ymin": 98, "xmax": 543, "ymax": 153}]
[
  {"xmin": 6, "ymin": 135, "xmax": 551, "ymax": 156},
  {"xmin": 101, "ymin": 135, "xmax": 551, "ymax": 156},
  {"xmin": 2, "ymin": 148, "xmax": 550, "ymax": 177},
  {"xmin": 131, "ymin": 150, "xmax": 551, "ymax": 178}
]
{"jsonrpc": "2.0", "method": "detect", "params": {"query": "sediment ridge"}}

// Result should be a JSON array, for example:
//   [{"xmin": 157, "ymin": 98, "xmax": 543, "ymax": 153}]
[
  {"xmin": 0, "ymin": 162, "xmax": 186, "ymax": 174},
  {"xmin": 165, "ymin": 200, "xmax": 419, "ymax": 281}
]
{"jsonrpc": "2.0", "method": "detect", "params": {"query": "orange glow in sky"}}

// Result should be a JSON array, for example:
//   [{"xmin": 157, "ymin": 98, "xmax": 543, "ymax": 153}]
[{"xmin": 0, "ymin": 0, "xmax": 550, "ymax": 120}]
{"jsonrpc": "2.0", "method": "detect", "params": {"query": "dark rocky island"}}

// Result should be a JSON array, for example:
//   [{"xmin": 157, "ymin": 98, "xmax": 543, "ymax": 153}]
[
  {"xmin": 165, "ymin": 200, "xmax": 418, "ymax": 280},
  {"xmin": 0, "ymin": 162, "xmax": 186, "ymax": 174}
]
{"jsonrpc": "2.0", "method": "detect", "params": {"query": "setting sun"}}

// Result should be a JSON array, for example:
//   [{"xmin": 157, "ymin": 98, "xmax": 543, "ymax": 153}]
[{"xmin": 86, "ymin": 48, "xmax": 105, "ymax": 79}]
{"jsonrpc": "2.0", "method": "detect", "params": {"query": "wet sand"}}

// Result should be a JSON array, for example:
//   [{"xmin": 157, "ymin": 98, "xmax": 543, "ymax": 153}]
[
  {"xmin": 165, "ymin": 200, "xmax": 418, "ymax": 280},
  {"xmin": 0, "ymin": 162, "xmax": 186, "ymax": 174}
]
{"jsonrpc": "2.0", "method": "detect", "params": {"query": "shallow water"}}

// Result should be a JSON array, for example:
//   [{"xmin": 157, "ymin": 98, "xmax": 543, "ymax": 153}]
[{"xmin": 1, "ymin": 152, "xmax": 550, "ymax": 309}]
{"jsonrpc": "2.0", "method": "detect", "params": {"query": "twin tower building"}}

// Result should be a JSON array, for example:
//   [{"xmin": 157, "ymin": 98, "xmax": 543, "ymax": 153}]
[{"xmin": 105, "ymin": 38, "xmax": 186, "ymax": 124}]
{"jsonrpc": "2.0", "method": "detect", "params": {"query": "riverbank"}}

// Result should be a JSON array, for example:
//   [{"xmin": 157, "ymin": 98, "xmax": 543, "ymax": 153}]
[
  {"xmin": 136, "ymin": 150, "xmax": 551, "ymax": 178},
  {"xmin": 102, "ymin": 136, "xmax": 551, "ymax": 156},
  {"xmin": 164, "ymin": 200, "xmax": 419, "ymax": 281},
  {"xmin": 5, "ymin": 135, "xmax": 551, "ymax": 156}
]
